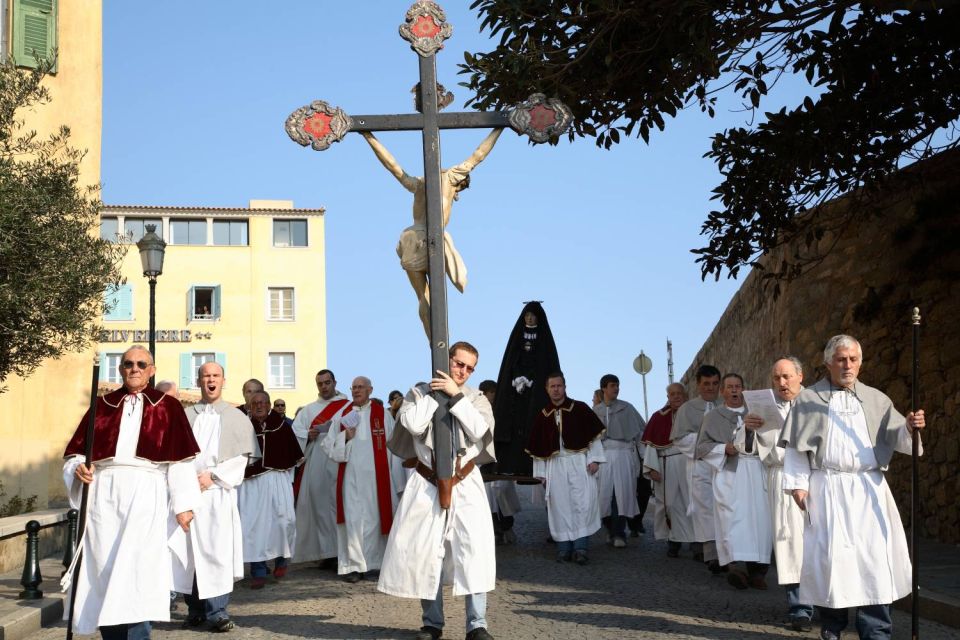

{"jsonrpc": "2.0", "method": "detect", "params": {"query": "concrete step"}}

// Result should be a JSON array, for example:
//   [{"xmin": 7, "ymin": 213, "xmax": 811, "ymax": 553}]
[{"xmin": 0, "ymin": 558, "xmax": 65, "ymax": 640}]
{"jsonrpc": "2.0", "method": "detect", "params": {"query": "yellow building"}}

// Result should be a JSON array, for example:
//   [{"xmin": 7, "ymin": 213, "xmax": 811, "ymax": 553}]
[
  {"xmin": 98, "ymin": 200, "xmax": 329, "ymax": 413},
  {"xmin": 0, "ymin": 0, "xmax": 104, "ymax": 508}
]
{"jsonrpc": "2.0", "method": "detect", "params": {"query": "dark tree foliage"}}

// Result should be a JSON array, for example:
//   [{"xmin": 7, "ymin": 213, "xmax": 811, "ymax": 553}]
[
  {"xmin": 459, "ymin": 1, "xmax": 960, "ymax": 280},
  {"xmin": 0, "ymin": 59, "xmax": 124, "ymax": 388}
]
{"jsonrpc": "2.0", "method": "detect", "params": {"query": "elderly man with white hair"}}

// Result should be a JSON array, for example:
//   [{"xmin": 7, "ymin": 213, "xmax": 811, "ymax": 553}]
[{"xmin": 781, "ymin": 335, "xmax": 926, "ymax": 640}]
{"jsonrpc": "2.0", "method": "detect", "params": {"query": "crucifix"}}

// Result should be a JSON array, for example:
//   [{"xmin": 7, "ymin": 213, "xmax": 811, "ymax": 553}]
[{"xmin": 285, "ymin": 1, "xmax": 572, "ymax": 486}]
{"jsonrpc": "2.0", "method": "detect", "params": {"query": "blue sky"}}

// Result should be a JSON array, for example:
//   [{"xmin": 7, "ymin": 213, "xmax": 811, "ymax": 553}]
[{"xmin": 101, "ymin": 2, "xmax": 810, "ymax": 414}]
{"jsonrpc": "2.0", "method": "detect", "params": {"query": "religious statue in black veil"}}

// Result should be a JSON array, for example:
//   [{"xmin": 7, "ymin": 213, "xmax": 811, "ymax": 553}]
[{"xmin": 491, "ymin": 302, "xmax": 561, "ymax": 476}]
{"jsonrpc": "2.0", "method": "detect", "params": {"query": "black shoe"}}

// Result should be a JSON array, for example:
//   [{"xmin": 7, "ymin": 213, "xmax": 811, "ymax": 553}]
[
  {"xmin": 546, "ymin": 535, "xmax": 556, "ymax": 544},
  {"xmin": 707, "ymin": 559, "xmax": 727, "ymax": 574},
  {"xmin": 414, "ymin": 626, "xmax": 442, "ymax": 640},
  {"xmin": 183, "ymin": 614, "xmax": 205, "ymax": 628},
  {"xmin": 789, "ymin": 617, "xmax": 813, "ymax": 632},
  {"xmin": 343, "ymin": 571, "xmax": 363, "ymax": 583},
  {"xmin": 556, "ymin": 551, "xmax": 571, "ymax": 563},
  {"xmin": 466, "ymin": 628, "xmax": 494, "ymax": 640},
  {"xmin": 319, "ymin": 557, "xmax": 338, "ymax": 571},
  {"xmin": 692, "ymin": 552, "xmax": 704, "ymax": 563},
  {"xmin": 212, "ymin": 617, "xmax": 235, "ymax": 632},
  {"xmin": 572, "ymin": 550, "xmax": 589, "ymax": 565},
  {"xmin": 667, "ymin": 547, "xmax": 680, "ymax": 558},
  {"xmin": 726, "ymin": 570, "xmax": 749, "ymax": 589}
]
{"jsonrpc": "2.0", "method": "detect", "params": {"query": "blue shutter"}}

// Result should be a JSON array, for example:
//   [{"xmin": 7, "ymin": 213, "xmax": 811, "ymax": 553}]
[
  {"xmin": 186, "ymin": 286, "xmax": 195, "ymax": 322},
  {"xmin": 13, "ymin": 0, "xmax": 57, "ymax": 71},
  {"xmin": 179, "ymin": 353, "xmax": 193, "ymax": 390},
  {"xmin": 104, "ymin": 284, "xmax": 133, "ymax": 321},
  {"xmin": 98, "ymin": 351, "xmax": 108, "ymax": 382},
  {"xmin": 215, "ymin": 352, "xmax": 227, "ymax": 378},
  {"xmin": 212, "ymin": 285, "xmax": 222, "ymax": 320}
]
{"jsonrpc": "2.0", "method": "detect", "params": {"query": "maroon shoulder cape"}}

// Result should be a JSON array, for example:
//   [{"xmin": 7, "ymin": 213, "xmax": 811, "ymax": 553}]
[
  {"xmin": 245, "ymin": 411, "xmax": 304, "ymax": 478},
  {"xmin": 641, "ymin": 405, "xmax": 675, "ymax": 448},
  {"xmin": 63, "ymin": 387, "xmax": 200, "ymax": 463},
  {"xmin": 526, "ymin": 398, "xmax": 605, "ymax": 460}
]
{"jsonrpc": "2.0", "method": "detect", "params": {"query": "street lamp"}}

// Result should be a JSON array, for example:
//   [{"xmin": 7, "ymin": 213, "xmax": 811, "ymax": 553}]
[{"xmin": 136, "ymin": 224, "xmax": 166, "ymax": 386}]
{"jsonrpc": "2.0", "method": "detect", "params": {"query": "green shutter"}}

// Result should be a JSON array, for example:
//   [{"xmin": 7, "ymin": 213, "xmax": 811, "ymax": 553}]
[
  {"xmin": 215, "ymin": 352, "xmax": 227, "ymax": 378},
  {"xmin": 98, "ymin": 351, "xmax": 108, "ymax": 382},
  {"xmin": 104, "ymin": 284, "xmax": 133, "ymax": 321},
  {"xmin": 186, "ymin": 286, "xmax": 195, "ymax": 322},
  {"xmin": 13, "ymin": 0, "xmax": 57, "ymax": 71},
  {"xmin": 179, "ymin": 353, "xmax": 193, "ymax": 390},
  {"xmin": 212, "ymin": 285, "xmax": 222, "ymax": 320}
]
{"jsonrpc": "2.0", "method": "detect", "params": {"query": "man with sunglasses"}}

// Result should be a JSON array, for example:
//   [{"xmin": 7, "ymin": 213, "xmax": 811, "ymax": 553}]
[
  {"xmin": 64, "ymin": 346, "xmax": 201, "ymax": 640},
  {"xmin": 378, "ymin": 342, "xmax": 497, "ymax": 640}
]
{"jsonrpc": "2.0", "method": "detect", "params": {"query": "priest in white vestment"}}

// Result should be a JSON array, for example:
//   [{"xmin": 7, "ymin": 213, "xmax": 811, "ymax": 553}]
[
  {"xmin": 641, "ymin": 383, "xmax": 695, "ymax": 556},
  {"xmin": 292, "ymin": 369, "xmax": 350, "ymax": 567},
  {"xmin": 697, "ymin": 373, "xmax": 771, "ymax": 590},
  {"xmin": 669, "ymin": 364, "xmax": 721, "ymax": 571},
  {"xmin": 172, "ymin": 362, "xmax": 259, "ymax": 632},
  {"xmin": 321, "ymin": 376, "xmax": 404, "ymax": 582},
  {"xmin": 593, "ymin": 374, "xmax": 645, "ymax": 548},
  {"xmin": 238, "ymin": 391, "xmax": 304, "ymax": 588},
  {"xmin": 529, "ymin": 373, "xmax": 606, "ymax": 565},
  {"xmin": 63, "ymin": 346, "xmax": 201, "ymax": 640},
  {"xmin": 379, "ymin": 342, "xmax": 497, "ymax": 640},
  {"xmin": 782, "ymin": 335, "xmax": 925, "ymax": 640},
  {"xmin": 747, "ymin": 356, "xmax": 813, "ymax": 630}
]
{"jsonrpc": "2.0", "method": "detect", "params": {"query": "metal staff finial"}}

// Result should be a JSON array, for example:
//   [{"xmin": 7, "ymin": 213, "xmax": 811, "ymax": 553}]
[{"xmin": 912, "ymin": 307, "xmax": 921, "ymax": 325}]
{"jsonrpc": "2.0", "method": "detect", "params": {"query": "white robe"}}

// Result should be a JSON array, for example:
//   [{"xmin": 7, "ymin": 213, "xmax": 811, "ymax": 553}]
[
  {"xmin": 533, "ymin": 438, "xmax": 605, "ymax": 542},
  {"xmin": 292, "ymin": 394, "xmax": 348, "ymax": 562},
  {"xmin": 783, "ymin": 393, "xmax": 918, "ymax": 608},
  {"xmin": 710, "ymin": 451, "xmax": 772, "ymax": 565},
  {"xmin": 597, "ymin": 439, "xmax": 640, "ymax": 519},
  {"xmin": 643, "ymin": 444, "xmax": 696, "ymax": 543},
  {"xmin": 171, "ymin": 408, "xmax": 247, "ymax": 598},
  {"xmin": 63, "ymin": 395, "xmax": 199, "ymax": 635},
  {"xmin": 321, "ymin": 403, "xmax": 403, "ymax": 574},
  {"xmin": 676, "ymin": 429, "xmax": 716, "ymax": 543},
  {"xmin": 486, "ymin": 480, "xmax": 521, "ymax": 517},
  {"xmin": 238, "ymin": 467, "xmax": 297, "ymax": 562},
  {"xmin": 378, "ymin": 387, "xmax": 496, "ymax": 599}
]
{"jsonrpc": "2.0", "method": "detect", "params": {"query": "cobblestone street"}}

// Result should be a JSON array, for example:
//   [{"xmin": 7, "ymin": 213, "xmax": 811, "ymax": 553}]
[{"xmin": 32, "ymin": 494, "xmax": 956, "ymax": 640}]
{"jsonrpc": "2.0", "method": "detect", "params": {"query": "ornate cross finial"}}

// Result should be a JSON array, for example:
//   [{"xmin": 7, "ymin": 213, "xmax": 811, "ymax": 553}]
[
  {"xmin": 399, "ymin": 1, "xmax": 452, "ymax": 57},
  {"xmin": 285, "ymin": 100, "xmax": 353, "ymax": 151},
  {"xmin": 508, "ymin": 94, "xmax": 575, "ymax": 143}
]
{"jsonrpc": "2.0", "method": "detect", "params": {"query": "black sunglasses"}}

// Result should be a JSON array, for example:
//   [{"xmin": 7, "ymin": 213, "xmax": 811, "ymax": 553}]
[{"xmin": 121, "ymin": 360, "xmax": 152, "ymax": 370}]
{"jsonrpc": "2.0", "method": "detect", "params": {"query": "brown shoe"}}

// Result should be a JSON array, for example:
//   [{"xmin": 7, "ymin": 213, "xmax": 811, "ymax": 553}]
[
  {"xmin": 726, "ymin": 570, "xmax": 749, "ymax": 590},
  {"xmin": 748, "ymin": 575, "xmax": 768, "ymax": 590}
]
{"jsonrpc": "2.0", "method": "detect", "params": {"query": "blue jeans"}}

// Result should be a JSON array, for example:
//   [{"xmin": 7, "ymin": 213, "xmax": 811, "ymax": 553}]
[
  {"xmin": 556, "ymin": 536, "xmax": 589, "ymax": 555},
  {"xmin": 99, "ymin": 622, "xmax": 151, "ymax": 640},
  {"xmin": 421, "ymin": 583, "xmax": 487, "ymax": 633},
  {"xmin": 605, "ymin": 493, "xmax": 627, "ymax": 538},
  {"xmin": 818, "ymin": 604, "xmax": 892, "ymax": 640},
  {"xmin": 183, "ymin": 577, "xmax": 231, "ymax": 623},
  {"xmin": 785, "ymin": 583, "xmax": 814, "ymax": 620},
  {"xmin": 250, "ymin": 557, "xmax": 287, "ymax": 578}
]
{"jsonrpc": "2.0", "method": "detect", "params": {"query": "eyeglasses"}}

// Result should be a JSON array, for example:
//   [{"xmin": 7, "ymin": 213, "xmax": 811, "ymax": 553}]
[
  {"xmin": 450, "ymin": 358, "xmax": 475, "ymax": 374},
  {"xmin": 121, "ymin": 360, "xmax": 152, "ymax": 370}
]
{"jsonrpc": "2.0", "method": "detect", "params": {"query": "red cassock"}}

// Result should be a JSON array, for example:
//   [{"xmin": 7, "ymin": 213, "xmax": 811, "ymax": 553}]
[
  {"xmin": 63, "ymin": 387, "xmax": 199, "ymax": 463},
  {"xmin": 245, "ymin": 411, "xmax": 304, "ymax": 478}
]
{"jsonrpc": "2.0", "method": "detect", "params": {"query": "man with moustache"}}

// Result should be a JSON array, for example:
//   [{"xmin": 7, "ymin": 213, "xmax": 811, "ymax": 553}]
[
  {"xmin": 173, "ymin": 362, "xmax": 259, "ymax": 632},
  {"xmin": 670, "ymin": 364, "xmax": 721, "ymax": 570},
  {"xmin": 321, "ymin": 376, "xmax": 404, "ymax": 583},
  {"xmin": 292, "ymin": 370, "xmax": 350, "ymax": 568},
  {"xmin": 379, "ymin": 342, "xmax": 497, "ymax": 640},
  {"xmin": 641, "ymin": 383, "xmax": 696, "ymax": 557},
  {"xmin": 745, "ymin": 356, "xmax": 813, "ymax": 630},
  {"xmin": 697, "ymin": 373, "xmax": 772, "ymax": 590},
  {"xmin": 63, "ymin": 346, "xmax": 200, "ymax": 639},
  {"xmin": 782, "ymin": 335, "xmax": 926, "ymax": 640},
  {"xmin": 238, "ymin": 391, "xmax": 303, "ymax": 589},
  {"xmin": 528, "ymin": 372, "xmax": 606, "ymax": 566}
]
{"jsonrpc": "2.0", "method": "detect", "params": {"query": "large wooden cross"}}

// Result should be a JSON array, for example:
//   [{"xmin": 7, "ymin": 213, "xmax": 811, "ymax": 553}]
[{"xmin": 285, "ymin": 1, "xmax": 572, "ymax": 485}]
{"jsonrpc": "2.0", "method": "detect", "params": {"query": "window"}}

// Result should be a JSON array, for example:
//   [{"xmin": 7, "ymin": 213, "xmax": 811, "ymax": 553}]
[
  {"xmin": 268, "ymin": 287, "xmax": 294, "ymax": 321},
  {"xmin": 273, "ymin": 219, "xmax": 307, "ymax": 247},
  {"xmin": 179, "ymin": 352, "xmax": 227, "ymax": 389},
  {"xmin": 171, "ymin": 219, "xmax": 207, "ymax": 245},
  {"xmin": 99, "ymin": 353, "xmax": 124, "ymax": 385},
  {"xmin": 123, "ymin": 218, "xmax": 163, "ymax": 243},
  {"xmin": 268, "ymin": 353, "xmax": 295, "ymax": 388},
  {"xmin": 187, "ymin": 285, "xmax": 221, "ymax": 321},
  {"xmin": 12, "ymin": 0, "xmax": 57, "ymax": 72},
  {"xmin": 103, "ymin": 284, "xmax": 133, "ymax": 321},
  {"xmin": 100, "ymin": 217, "xmax": 119, "ymax": 242},
  {"xmin": 212, "ymin": 219, "xmax": 248, "ymax": 246}
]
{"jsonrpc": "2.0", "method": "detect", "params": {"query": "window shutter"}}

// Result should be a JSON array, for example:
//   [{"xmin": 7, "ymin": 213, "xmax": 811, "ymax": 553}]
[
  {"xmin": 212, "ymin": 285, "xmax": 222, "ymax": 320},
  {"xmin": 179, "ymin": 353, "xmax": 193, "ymax": 390},
  {"xmin": 215, "ymin": 352, "xmax": 228, "ymax": 378},
  {"xmin": 98, "ymin": 351, "xmax": 107, "ymax": 382},
  {"xmin": 186, "ymin": 286, "xmax": 195, "ymax": 322},
  {"xmin": 104, "ymin": 284, "xmax": 133, "ymax": 321},
  {"xmin": 13, "ymin": 0, "xmax": 57, "ymax": 71}
]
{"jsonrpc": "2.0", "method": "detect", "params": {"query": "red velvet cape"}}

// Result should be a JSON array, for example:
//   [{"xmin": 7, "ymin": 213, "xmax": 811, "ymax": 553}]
[
  {"xmin": 641, "ymin": 405, "xmax": 675, "ymax": 448},
  {"xmin": 335, "ymin": 402, "xmax": 393, "ymax": 535},
  {"xmin": 245, "ymin": 411, "xmax": 305, "ymax": 478},
  {"xmin": 526, "ymin": 398, "xmax": 605, "ymax": 460},
  {"xmin": 63, "ymin": 387, "xmax": 200, "ymax": 463}
]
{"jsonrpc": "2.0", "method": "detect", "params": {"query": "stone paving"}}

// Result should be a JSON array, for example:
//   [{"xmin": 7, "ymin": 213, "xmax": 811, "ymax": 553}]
[{"xmin": 31, "ymin": 493, "xmax": 957, "ymax": 640}]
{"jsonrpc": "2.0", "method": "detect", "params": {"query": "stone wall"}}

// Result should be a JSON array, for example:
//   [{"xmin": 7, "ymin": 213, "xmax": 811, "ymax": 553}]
[{"xmin": 680, "ymin": 149, "xmax": 960, "ymax": 544}]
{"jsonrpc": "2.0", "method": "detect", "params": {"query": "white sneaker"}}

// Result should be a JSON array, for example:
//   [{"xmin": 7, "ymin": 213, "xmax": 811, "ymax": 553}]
[{"xmin": 613, "ymin": 537, "xmax": 627, "ymax": 548}]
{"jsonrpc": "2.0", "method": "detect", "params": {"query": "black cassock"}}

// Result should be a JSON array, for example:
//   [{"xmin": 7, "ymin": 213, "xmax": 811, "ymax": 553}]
[{"xmin": 491, "ymin": 302, "xmax": 561, "ymax": 475}]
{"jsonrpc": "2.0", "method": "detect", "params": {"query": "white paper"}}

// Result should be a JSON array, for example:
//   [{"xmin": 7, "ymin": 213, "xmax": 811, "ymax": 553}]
[{"xmin": 743, "ymin": 389, "xmax": 784, "ymax": 430}]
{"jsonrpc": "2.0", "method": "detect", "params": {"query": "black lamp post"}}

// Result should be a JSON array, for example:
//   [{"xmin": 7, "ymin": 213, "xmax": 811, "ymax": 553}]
[{"xmin": 136, "ymin": 224, "xmax": 166, "ymax": 386}]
